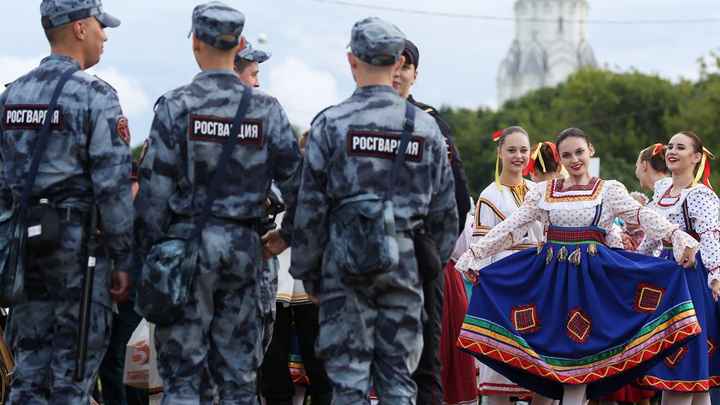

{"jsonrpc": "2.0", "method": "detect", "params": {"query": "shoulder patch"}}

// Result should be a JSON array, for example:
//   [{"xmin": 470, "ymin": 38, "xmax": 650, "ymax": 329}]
[
  {"xmin": 189, "ymin": 115, "xmax": 263, "ymax": 145},
  {"xmin": 117, "ymin": 116, "xmax": 131, "ymax": 146},
  {"xmin": 3, "ymin": 104, "xmax": 63, "ymax": 130},
  {"xmin": 347, "ymin": 131, "xmax": 424, "ymax": 162}
]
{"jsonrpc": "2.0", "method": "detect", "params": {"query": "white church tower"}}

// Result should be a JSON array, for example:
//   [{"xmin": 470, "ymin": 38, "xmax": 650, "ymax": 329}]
[{"xmin": 497, "ymin": 0, "xmax": 597, "ymax": 106}]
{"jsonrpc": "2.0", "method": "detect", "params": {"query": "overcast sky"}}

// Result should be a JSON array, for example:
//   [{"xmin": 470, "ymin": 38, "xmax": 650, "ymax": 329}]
[{"xmin": 1, "ymin": 0, "xmax": 719, "ymax": 148}]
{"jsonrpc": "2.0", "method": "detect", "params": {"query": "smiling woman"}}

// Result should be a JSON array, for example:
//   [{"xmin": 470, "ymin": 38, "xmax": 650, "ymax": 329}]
[
  {"xmin": 636, "ymin": 132, "xmax": 720, "ymax": 405},
  {"xmin": 463, "ymin": 126, "xmax": 551, "ymax": 405},
  {"xmin": 455, "ymin": 127, "xmax": 705, "ymax": 405}
]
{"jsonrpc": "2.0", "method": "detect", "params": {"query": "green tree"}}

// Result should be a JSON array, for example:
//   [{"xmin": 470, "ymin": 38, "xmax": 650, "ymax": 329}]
[{"xmin": 444, "ymin": 65, "xmax": 706, "ymax": 198}]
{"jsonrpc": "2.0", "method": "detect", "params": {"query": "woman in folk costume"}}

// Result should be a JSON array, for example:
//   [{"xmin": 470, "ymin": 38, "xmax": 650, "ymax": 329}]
[
  {"xmin": 455, "ymin": 127, "xmax": 703, "ymax": 405},
  {"xmin": 462, "ymin": 127, "xmax": 553, "ymax": 405},
  {"xmin": 439, "ymin": 212, "xmax": 480, "ymax": 405},
  {"xmin": 635, "ymin": 133, "xmax": 720, "ymax": 405}
]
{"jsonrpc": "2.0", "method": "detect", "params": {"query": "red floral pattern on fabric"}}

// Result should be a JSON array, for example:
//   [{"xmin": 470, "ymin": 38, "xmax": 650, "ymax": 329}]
[
  {"xmin": 510, "ymin": 303, "xmax": 541, "ymax": 334},
  {"xmin": 554, "ymin": 177, "xmax": 600, "ymax": 192},
  {"xmin": 566, "ymin": 307, "xmax": 592, "ymax": 344},
  {"xmin": 633, "ymin": 283, "xmax": 666, "ymax": 314}
]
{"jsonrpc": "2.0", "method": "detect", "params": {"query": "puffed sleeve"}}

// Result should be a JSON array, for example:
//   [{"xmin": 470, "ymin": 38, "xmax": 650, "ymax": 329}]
[
  {"xmin": 455, "ymin": 186, "xmax": 543, "ymax": 271},
  {"xmin": 605, "ymin": 225, "xmax": 625, "ymax": 249},
  {"xmin": 686, "ymin": 188, "xmax": 720, "ymax": 288},
  {"xmin": 636, "ymin": 235, "xmax": 662, "ymax": 257},
  {"xmin": 466, "ymin": 193, "xmax": 503, "ymax": 270},
  {"xmin": 607, "ymin": 181, "xmax": 698, "ymax": 260}
]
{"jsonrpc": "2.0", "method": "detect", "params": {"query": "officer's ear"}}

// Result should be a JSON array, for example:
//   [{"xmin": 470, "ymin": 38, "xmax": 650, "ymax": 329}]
[
  {"xmin": 192, "ymin": 35, "xmax": 202, "ymax": 53},
  {"xmin": 72, "ymin": 19, "xmax": 87, "ymax": 41},
  {"xmin": 347, "ymin": 52, "xmax": 357, "ymax": 69},
  {"xmin": 393, "ymin": 55, "xmax": 406, "ymax": 74}
]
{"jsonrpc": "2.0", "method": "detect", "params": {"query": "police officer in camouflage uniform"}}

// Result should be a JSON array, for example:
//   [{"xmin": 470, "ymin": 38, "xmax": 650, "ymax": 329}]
[
  {"xmin": 233, "ymin": 39, "xmax": 277, "ymax": 354},
  {"xmin": 134, "ymin": 3, "xmax": 302, "ymax": 404},
  {"xmin": 396, "ymin": 39, "xmax": 472, "ymax": 405},
  {"xmin": 289, "ymin": 17, "xmax": 458, "ymax": 405},
  {"xmin": 234, "ymin": 41, "xmax": 271, "ymax": 88},
  {"xmin": 0, "ymin": 1, "xmax": 133, "ymax": 404}
]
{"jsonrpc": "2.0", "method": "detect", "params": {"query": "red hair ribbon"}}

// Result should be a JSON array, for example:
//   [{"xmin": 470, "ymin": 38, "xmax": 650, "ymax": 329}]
[
  {"xmin": 693, "ymin": 148, "xmax": 714, "ymax": 190},
  {"xmin": 640, "ymin": 143, "xmax": 664, "ymax": 157},
  {"xmin": 492, "ymin": 130, "xmax": 503, "ymax": 142},
  {"xmin": 523, "ymin": 142, "xmax": 559, "ymax": 176}
]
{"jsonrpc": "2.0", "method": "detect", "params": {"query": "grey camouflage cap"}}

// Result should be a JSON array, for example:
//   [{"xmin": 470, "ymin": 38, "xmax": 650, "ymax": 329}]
[
  {"xmin": 235, "ymin": 41, "xmax": 271, "ymax": 63},
  {"xmin": 188, "ymin": 2, "xmax": 245, "ymax": 50},
  {"xmin": 40, "ymin": 0, "xmax": 121, "ymax": 29},
  {"xmin": 350, "ymin": 17, "xmax": 405, "ymax": 66}
]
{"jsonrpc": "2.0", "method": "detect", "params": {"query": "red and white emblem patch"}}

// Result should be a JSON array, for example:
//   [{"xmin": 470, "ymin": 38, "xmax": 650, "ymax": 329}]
[{"xmin": 117, "ymin": 116, "xmax": 131, "ymax": 146}]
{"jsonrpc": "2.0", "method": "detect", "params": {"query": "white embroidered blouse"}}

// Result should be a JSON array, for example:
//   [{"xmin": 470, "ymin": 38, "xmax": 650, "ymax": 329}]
[
  {"xmin": 637, "ymin": 178, "xmax": 720, "ymax": 288},
  {"xmin": 468, "ymin": 181, "xmax": 545, "ymax": 271},
  {"xmin": 456, "ymin": 177, "xmax": 699, "ymax": 272}
]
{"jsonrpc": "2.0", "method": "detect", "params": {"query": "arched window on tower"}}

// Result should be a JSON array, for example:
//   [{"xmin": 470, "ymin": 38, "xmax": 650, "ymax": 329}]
[{"xmin": 558, "ymin": 16, "xmax": 564, "ymax": 33}]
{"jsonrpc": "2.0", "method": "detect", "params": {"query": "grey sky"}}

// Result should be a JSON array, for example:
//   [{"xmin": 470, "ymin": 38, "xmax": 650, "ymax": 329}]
[{"xmin": 1, "ymin": 0, "xmax": 719, "ymax": 148}]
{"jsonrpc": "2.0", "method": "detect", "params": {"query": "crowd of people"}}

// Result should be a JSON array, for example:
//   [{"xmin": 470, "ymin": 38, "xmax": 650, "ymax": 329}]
[{"xmin": 0, "ymin": 1, "xmax": 718, "ymax": 405}]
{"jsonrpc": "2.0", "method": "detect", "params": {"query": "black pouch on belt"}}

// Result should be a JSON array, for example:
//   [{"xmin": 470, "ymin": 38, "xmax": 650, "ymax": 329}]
[
  {"xmin": 26, "ymin": 199, "xmax": 61, "ymax": 256},
  {"xmin": 413, "ymin": 225, "xmax": 442, "ymax": 282}
]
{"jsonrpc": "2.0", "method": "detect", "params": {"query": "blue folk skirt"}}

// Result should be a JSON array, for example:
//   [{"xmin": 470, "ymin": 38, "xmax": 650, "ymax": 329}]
[
  {"xmin": 642, "ymin": 248, "xmax": 720, "ymax": 392},
  {"xmin": 456, "ymin": 226, "xmax": 701, "ymax": 399}
]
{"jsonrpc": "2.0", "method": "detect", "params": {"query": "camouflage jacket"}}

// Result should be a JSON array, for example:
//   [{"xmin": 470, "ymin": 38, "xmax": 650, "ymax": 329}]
[
  {"xmin": 135, "ymin": 69, "xmax": 302, "ymax": 255},
  {"xmin": 0, "ymin": 54, "xmax": 133, "ymax": 271},
  {"xmin": 289, "ymin": 85, "xmax": 458, "ymax": 294}
]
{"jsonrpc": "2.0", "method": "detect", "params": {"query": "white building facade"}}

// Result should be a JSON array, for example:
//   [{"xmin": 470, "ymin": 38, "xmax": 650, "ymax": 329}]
[{"xmin": 497, "ymin": 0, "xmax": 598, "ymax": 106}]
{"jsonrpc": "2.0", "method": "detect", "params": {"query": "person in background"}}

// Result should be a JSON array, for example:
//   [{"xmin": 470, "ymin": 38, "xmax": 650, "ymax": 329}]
[
  {"xmin": 261, "ymin": 131, "xmax": 332, "ymax": 405},
  {"xmin": 233, "ymin": 40, "xmax": 270, "ymax": 88},
  {"xmin": 463, "ymin": 127, "xmax": 552, "ymax": 405},
  {"xmin": 392, "ymin": 38, "xmax": 472, "ymax": 405},
  {"xmin": 524, "ymin": 141, "xmax": 563, "ymax": 184},
  {"xmin": 98, "ymin": 162, "xmax": 148, "ymax": 405},
  {"xmin": 637, "ymin": 133, "xmax": 720, "ymax": 405}
]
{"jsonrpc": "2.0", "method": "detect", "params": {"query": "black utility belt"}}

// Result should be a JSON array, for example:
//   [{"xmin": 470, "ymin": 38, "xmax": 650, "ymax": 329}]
[
  {"xmin": 172, "ymin": 215, "xmax": 262, "ymax": 233},
  {"xmin": 27, "ymin": 203, "xmax": 87, "ymax": 256}
]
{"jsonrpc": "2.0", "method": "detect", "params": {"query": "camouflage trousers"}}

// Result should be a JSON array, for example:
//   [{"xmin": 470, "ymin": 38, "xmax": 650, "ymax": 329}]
[
  {"xmin": 198, "ymin": 256, "xmax": 278, "ymax": 404},
  {"xmin": 316, "ymin": 236, "xmax": 423, "ymax": 405},
  {"xmin": 6, "ymin": 220, "xmax": 113, "ymax": 405},
  {"xmin": 155, "ymin": 222, "xmax": 264, "ymax": 405}
]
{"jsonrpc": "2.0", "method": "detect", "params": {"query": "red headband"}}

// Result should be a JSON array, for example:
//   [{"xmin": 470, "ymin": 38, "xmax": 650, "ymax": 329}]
[{"xmin": 523, "ymin": 142, "xmax": 559, "ymax": 176}]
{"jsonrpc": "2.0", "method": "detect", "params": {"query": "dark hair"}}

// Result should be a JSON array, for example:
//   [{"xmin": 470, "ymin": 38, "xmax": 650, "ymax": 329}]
[
  {"xmin": 556, "ymin": 127, "xmax": 590, "ymax": 150},
  {"xmin": 234, "ymin": 59, "xmax": 254, "ymax": 74},
  {"xmin": 534, "ymin": 143, "xmax": 560, "ymax": 173},
  {"xmin": 639, "ymin": 145, "xmax": 669, "ymax": 175},
  {"xmin": 497, "ymin": 126, "xmax": 529, "ymax": 147}
]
